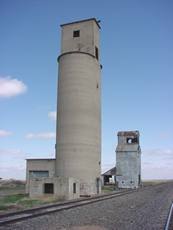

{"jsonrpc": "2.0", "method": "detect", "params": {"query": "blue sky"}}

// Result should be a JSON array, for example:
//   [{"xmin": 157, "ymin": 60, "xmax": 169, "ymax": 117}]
[{"xmin": 0, "ymin": 0, "xmax": 173, "ymax": 180}]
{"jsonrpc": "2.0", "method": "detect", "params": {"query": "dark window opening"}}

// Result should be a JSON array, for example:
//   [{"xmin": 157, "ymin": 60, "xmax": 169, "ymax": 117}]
[
  {"xmin": 138, "ymin": 174, "xmax": 141, "ymax": 184},
  {"xmin": 122, "ymin": 181, "xmax": 124, "ymax": 184},
  {"xmin": 73, "ymin": 183, "xmax": 76, "ymax": 194},
  {"xmin": 73, "ymin": 30, "xmax": 80, "ymax": 37},
  {"xmin": 127, "ymin": 138, "xmax": 132, "ymax": 144},
  {"xmin": 44, "ymin": 183, "xmax": 54, "ymax": 194},
  {"xmin": 127, "ymin": 137, "xmax": 138, "ymax": 144},
  {"xmin": 96, "ymin": 178, "xmax": 100, "ymax": 194},
  {"xmin": 132, "ymin": 137, "xmax": 138, "ymax": 143},
  {"xmin": 95, "ymin": 46, "xmax": 99, "ymax": 60},
  {"xmin": 29, "ymin": 170, "xmax": 49, "ymax": 178}
]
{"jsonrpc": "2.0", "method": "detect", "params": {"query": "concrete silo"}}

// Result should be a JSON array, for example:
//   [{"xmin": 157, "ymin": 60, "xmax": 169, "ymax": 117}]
[{"xmin": 55, "ymin": 18, "xmax": 102, "ymax": 195}]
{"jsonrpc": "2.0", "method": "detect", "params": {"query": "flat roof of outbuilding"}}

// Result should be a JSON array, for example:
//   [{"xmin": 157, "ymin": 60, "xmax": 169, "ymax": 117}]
[
  {"xmin": 60, "ymin": 18, "xmax": 101, "ymax": 29},
  {"xmin": 26, "ymin": 158, "xmax": 55, "ymax": 161}
]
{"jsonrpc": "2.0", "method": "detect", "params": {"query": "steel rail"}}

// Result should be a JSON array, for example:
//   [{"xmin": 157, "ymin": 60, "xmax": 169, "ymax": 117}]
[
  {"xmin": 165, "ymin": 202, "xmax": 173, "ymax": 230},
  {"xmin": 0, "ymin": 190, "xmax": 131, "ymax": 218},
  {"xmin": 0, "ymin": 183, "xmax": 166, "ymax": 227},
  {"xmin": 0, "ymin": 190, "xmax": 135, "ymax": 226}
]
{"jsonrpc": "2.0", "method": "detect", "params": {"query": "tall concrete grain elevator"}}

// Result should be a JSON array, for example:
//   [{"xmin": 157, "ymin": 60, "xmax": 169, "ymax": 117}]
[
  {"xmin": 56, "ymin": 18, "xmax": 102, "ymax": 195},
  {"xmin": 25, "ymin": 18, "xmax": 101, "ymax": 199}
]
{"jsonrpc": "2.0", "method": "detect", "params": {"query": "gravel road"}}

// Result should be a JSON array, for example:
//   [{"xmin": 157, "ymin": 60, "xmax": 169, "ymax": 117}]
[{"xmin": 1, "ymin": 182, "xmax": 173, "ymax": 230}]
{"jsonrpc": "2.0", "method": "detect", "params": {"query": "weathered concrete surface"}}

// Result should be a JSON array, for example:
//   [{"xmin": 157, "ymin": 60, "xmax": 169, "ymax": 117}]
[
  {"xmin": 2, "ymin": 182, "xmax": 173, "ymax": 230},
  {"xmin": 56, "ymin": 19, "xmax": 101, "ymax": 195},
  {"xmin": 29, "ymin": 177, "xmax": 80, "ymax": 200},
  {"xmin": 60, "ymin": 19, "xmax": 99, "ymax": 56},
  {"xmin": 26, "ymin": 159, "xmax": 56, "ymax": 193},
  {"xmin": 116, "ymin": 131, "xmax": 141, "ymax": 188},
  {"xmin": 25, "ymin": 18, "xmax": 101, "ymax": 198}
]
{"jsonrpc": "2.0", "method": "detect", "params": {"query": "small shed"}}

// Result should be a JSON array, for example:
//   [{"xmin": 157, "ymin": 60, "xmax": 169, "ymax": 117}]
[{"xmin": 101, "ymin": 167, "xmax": 116, "ymax": 185}]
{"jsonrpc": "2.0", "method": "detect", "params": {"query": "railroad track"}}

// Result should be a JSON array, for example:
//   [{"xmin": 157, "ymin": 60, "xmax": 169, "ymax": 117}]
[
  {"xmin": 165, "ymin": 202, "xmax": 173, "ymax": 230},
  {"xmin": 0, "ymin": 190, "xmax": 136, "ymax": 226}
]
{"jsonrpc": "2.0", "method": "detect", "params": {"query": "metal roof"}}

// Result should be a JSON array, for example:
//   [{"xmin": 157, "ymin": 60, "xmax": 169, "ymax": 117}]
[
  {"xmin": 117, "ymin": 131, "xmax": 139, "ymax": 136},
  {"xmin": 102, "ymin": 167, "xmax": 116, "ymax": 176}
]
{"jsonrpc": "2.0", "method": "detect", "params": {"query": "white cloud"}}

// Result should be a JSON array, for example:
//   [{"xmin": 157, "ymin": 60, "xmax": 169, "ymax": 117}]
[
  {"xmin": 48, "ymin": 111, "xmax": 56, "ymax": 121},
  {"xmin": 0, "ymin": 149, "xmax": 26, "ymax": 180},
  {"xmin": 0, "ymin": 148, "xmax": 23, "ymax": 157},
  {"xmin": 142, "ymin": 148, "xmax": 173, "ymax": 164},
  {"xmin": 0, "ymin": 148, "xmax": 55, "ymax": 179},
  {"xmin": 102, "ymin": 163, "xmax": 115, "ymax": 174},
  {"xmin": 142, "ymin": 148, "xmax": 173, "ymax": 179},
  {"xmin": 26, "ymin": 132, "xmax": 56, "ymax": 139},
  {"xmin": 0, "ymin": 129, "xmax": 12, "ymax": 137},
  {"xmin": 0, "ymin": 76, "xmax": 27, "ymax": 98}
]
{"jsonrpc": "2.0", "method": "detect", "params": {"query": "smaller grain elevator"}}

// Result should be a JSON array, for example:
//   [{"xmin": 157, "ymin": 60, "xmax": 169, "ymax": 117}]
[
  {"xmin": 56, "ymin": 18, "xmax": 101, "ymax": 195},
  {"xmin": 116, "ymin": 131, "xmax": 141, "ymax": 189}
]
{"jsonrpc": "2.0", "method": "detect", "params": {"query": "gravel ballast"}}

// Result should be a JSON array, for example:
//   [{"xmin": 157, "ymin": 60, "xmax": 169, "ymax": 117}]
[{"xmin": 1, "ymin": 181, "xmax": 173, "ymax": 230}]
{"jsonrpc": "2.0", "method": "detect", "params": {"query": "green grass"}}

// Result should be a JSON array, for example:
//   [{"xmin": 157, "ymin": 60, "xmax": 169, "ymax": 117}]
[
  {"xmin": 0, "ymin": 194, "xmax": 26, "ymax": 210},
  {"xmin": 0, "ymin": 193, "xmax": 63, "ymax": 211},
  {"xmin": 0, "ymin": 194, "xmax": 46, "ymax": 210},
  {"xmin": 102, "ymin": 185, "xmax": 115, "ymax": 193},
  {"xmin": 17, "ymin": 198, "xmax": 44, "ymax": 208},
  {"xmin": 0, "ymin": 181, "xmax": 47, "ymax": 211},
  {"xmin": 1, "ymin": 194, "xmax": 26, "ymax": 203}
]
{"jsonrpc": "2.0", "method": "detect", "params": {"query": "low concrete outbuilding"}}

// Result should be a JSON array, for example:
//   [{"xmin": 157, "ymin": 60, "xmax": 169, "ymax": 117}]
[
  {"xmin": 26, "ymin": 159, "xmax": 80, "ymax": 199},
  {"xmin": 29, "ymin": 177, "xmax": 80, "ymax": 200},
  {"xmin": 26, "ymin": 159, "xmax": 56, "ymax": 194}
]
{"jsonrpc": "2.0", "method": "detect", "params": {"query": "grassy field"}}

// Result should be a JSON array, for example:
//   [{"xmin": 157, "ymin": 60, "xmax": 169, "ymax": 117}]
[
  {"xmin": 0, "ymin": 179, "xmax": 25, "ymax": 197},
  {"xmin": 0, "ymin": 193, "xmax": 57, "ymax": 212},
  {"xmin": 101, "ymin": 180, "xmax": 172, "ymax": 193},
  {"xmin": 0, "ymin": 179, "xmax": 172, "ymax": 213},
  {"xmin": 142, "ymin": 179, "xmax": 172, "ymax": 187},
  {"xmin": 101, "ymin": 185, "xmax": 115, "ymax": 193},
  {"xmin": 0, "ymin": 179, "xmax": 64, "ymax": 213}
]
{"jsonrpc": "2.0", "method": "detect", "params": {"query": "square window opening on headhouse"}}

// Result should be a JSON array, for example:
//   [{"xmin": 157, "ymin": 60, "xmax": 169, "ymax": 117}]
[
  {"xmin": 127, "ymin": 137, "xmax": 138, "ymax": 144},
  {"xmin": 73, "ymin": 30, "xmax": 80, "ymax": 38},
  {"xmin": 95, "ymin": 46, "xmax": 99, "ymax": 60},
  {"xmin": 44, "ymin": 183, "xmax": 54, "ymax": 194}
]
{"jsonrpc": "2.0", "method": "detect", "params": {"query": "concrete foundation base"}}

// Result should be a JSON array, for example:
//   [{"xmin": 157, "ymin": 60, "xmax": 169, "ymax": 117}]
[
  {"xmin": 80, "ymin": 180, "xmax": 101, "ymax": 195},
  {"xmin": 116, "ymin": 175, "xmax": 139, "ymax": 189},
  {"xmin": 29, "ymin": 176, "xmax": 80, "ymax": 200}
]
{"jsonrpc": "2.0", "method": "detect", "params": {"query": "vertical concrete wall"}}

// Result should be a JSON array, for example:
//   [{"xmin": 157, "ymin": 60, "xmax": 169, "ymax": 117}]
[
  {"xmin": 56, "ymin": 19, "xmax": 101, "ymax": 195},
  {"xmin": 29, "ymin": 177, "xmax": 80, "ymax": 200},
  {"xmin": 61, "ymin": 19, "xmax": 99, "ymax": 56},
  {"xmin": 116, "ymin": 131, "xmax": 141, "ymax": 189},
  {"xmin": 26, "ymin": 159, "xmax": 55, "ymax": 193}
]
